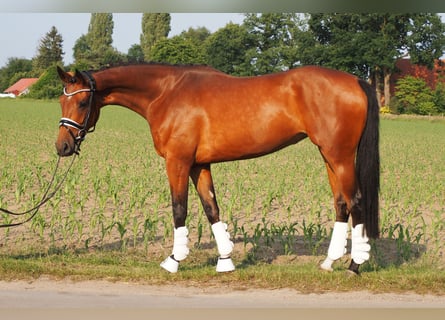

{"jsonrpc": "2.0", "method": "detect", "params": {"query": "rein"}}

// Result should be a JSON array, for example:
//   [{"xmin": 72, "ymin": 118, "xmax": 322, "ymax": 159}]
[
  {"xmin": 0, "ymin": 71, "xmax": 97, "ymax": 228},
  {"xmin": 0, "ymin": 155, "xmax": 77, "ymax": 228}
]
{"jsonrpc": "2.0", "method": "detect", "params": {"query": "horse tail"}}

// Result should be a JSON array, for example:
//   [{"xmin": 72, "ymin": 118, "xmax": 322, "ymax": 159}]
[{"xmin": 356, "ymin": 79, "xmax": 380, "ymax": 239}]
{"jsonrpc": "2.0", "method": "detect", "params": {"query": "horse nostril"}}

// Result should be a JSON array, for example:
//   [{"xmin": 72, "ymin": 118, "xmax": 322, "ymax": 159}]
[
  {"xmin": 56, "ymin": 141, "xmax": 72, "ymax": 157},
  {"xmin": 63, "ymin": 142, "xmax": 70, "ymax": 155}
]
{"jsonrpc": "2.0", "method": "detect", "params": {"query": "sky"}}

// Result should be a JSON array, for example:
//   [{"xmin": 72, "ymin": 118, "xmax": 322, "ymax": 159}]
[
  {"xmin": 0, "ymin": 13, "xmax": 245, "ymax": 68},
  {"xmin": 1, "ymin": 13, "xmax": 444, "ymax": 69}
]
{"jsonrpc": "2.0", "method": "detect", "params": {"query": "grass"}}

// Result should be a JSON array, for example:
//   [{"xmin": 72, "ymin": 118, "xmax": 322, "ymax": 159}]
[
  {"xmin": 1, "ymin": 250, "xmax": 444, "ymax": 294},
  {"xmin": 0, "ymin": 99, "xmax": 444, "ymax": 293}
]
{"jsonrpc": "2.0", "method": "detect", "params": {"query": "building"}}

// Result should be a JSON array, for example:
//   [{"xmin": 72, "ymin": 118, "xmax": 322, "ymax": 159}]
[
  {"xmin": 390, "ymin": 58, "xmax": 445, "ymax": 96},
  {"xmin": 4, "ymin": 78, "xmax": 39, "ymax": 96}
]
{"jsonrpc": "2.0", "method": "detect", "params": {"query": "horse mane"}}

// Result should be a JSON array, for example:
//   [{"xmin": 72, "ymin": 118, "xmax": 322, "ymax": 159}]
[{"xmin": 88, "ymin": 62, "xmax": 223, "ymax": 74}]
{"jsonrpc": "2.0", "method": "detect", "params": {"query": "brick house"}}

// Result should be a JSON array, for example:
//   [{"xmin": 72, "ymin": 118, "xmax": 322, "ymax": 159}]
[{"xmin": 390, "ymin": 58, "xmax": 445, "ymax": 96}]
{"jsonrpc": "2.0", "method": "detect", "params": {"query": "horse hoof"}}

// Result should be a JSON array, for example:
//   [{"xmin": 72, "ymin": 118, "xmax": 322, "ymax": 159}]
[
  {"xmin": 345, "ymin": 269, "xmax": 359, "ymax": 277},
  {"xmin": 320, "ymin": 257, "xmax": 334, "ymax": 272},
  {"xmin": 347, "ymin": 260, "xmax": 360, "ymax": 276},
  {"xmin": 320, "ymin": 265, "xmax": 333, "ymax": 272},
  {"xmin": 216, "ymin": 257, "xmax": 235, "ymax": 272},
  {"xmin": 160, "ymin": 255, "xmax": 179, "ymax": 273}
]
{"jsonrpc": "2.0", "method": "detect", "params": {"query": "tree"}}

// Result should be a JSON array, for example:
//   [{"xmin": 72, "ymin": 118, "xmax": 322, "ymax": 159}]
[
  {"xmin": 140, "ymin": 13, "xmax": 171, "ymax": 61},
  {"xmin": 73, "ymin": 13, "xmax": 124, "ymax": 69},
  {"xmin": 127, "ymin": 44, "xmax": 145, "ymax": 63},
  {"xmin": 298, "ymin": 13, "xmax": 445, "ymax": 105},
  {"xmin": 150, "ymin": 36, "xmax": 206, "ymax": 65},
  {"xmin": 243, "ymin": 13, "xmax": 301, "ymax": 75},
  {"xmin": 0, "ymin": 58, "xmax": 33, "ymax": 91},
  {"xmin": 433, "ymin": 81, "xmax": 445, "ymax": 114},
  {"xmin": 407, "ymin": 13, "xmax": 445, "ymax": 69},
  {"xmin": 32, "ymin": 26, "xmax": 64, "ymax": 75},
  {"xmin": 87, "ymin": 13, "xmax": 114, "ymax": 52},
  {"xmin": 180, "ymin": 26, "xmax": 211, "ymax": 45},
  {"xmin": 73, "ymin": 34, "xmax": 91, "ymax": 64},
  {"xmin": 206, "ymin": 23, "xmax": 253, "ymax": 75},
  {"xmin": 301, "ymin": 14, "xmax": 371, "ymax": 76},
  {"xmin": 178, "ymin": 26, "xmax": 211, "ymax": 64}
]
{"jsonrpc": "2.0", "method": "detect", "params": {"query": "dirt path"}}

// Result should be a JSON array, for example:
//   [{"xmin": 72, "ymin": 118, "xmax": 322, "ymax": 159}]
[{"xmin": 1, "ymin": 277, "xmax": 444, "ymax": 309}]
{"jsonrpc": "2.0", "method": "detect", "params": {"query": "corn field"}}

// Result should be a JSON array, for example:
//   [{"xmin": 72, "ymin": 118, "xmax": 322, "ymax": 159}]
[{"xmin": 1, "ymin": 100, "xmax": 444, "ymax": 269}]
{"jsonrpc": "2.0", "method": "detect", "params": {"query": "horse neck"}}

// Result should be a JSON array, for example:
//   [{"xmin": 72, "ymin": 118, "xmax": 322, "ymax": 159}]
[{"xmin": 93, "ymin": 65, "xmax": 179, "ymax": 117}]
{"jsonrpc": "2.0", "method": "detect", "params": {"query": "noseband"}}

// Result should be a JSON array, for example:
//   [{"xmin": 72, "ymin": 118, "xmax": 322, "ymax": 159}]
[{"xmin": 59, "ymin": 71, "xmax": 97, "ymax": 154}]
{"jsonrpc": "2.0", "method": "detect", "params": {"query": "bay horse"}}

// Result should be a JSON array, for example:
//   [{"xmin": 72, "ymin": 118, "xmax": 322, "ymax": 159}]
[{"xmin": 56, "ymin": 63, "xmax": 379, "ymax": 275}]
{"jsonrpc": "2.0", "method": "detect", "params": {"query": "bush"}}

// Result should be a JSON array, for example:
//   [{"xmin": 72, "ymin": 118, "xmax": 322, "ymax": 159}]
[
  {"xmin": 417, "ymin": 101, "xmax": 438, "ymax": 115},
  {"xmin": 380, "ymin": 106, "xmax": 392, "ymax": 114},
  {"xmin": 391, "ymin": 76, "xmax": 445, "ymax": 115},
  {"xmin": 432, "ymin": 81, "xmax": 445, "ymax": 114},
  {"xmin": 27, "ymin": 65, "xmax": 63, "ymax": 100},
  {"xmin": 392, "ymin": 76, "xmax": 436, "ymax": 115}
]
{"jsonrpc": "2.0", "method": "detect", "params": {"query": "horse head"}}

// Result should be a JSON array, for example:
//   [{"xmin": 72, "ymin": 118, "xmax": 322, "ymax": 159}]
[{"xmin": 55, "ymin": 66, "xmax": 99, "ymax": 156}]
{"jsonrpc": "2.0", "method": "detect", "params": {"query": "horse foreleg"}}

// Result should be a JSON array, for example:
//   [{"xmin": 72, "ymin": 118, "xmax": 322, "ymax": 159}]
[
  {"xmin": 160, "ymin": 159, "xmax": 191, "ymax": 273},
  {"xmin": 212, "ymin": 222, "xmax": 235, "ymax": 272},
  {"xmin": 190, "ymin": 164, "xmax": 235, "ymax": 272}
]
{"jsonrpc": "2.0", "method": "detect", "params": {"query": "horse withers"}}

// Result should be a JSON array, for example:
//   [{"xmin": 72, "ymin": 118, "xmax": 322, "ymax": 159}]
[{"xmin": 56, "ymin": 63, "xmax": 379, "ymax": 275}]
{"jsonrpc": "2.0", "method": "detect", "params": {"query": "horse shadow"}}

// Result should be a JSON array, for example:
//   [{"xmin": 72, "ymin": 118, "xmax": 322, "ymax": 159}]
[
  {"xmin": 2, "ymin": 231, "xmax": 426, "ymax": 274},
  {"xmin": 216, "ymin": 234, "xmax": 428, "ymax": 271},
  {"xmin": 71, "ymin": 231, "xmax": 427, "ymax": 272}
]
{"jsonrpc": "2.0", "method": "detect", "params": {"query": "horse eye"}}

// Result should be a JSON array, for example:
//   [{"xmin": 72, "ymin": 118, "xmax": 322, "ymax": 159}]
[{"xmin": 79, "ymin": 100, "xmax": 88, "ymax": 108}]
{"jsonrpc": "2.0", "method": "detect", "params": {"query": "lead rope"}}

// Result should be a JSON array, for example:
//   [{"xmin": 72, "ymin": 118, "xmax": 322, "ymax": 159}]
[
  {"xmin": 0, "ymin": 71, "xmax": 96, "ymax": 228},
  {"xmin": 0, "ymin": 154, "xmax": 77, "ymax": 228}
]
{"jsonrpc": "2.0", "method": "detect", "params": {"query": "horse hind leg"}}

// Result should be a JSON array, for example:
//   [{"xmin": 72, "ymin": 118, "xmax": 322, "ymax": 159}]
[
  {"xmin": 319, "ymin": 153, "xmax": 371, "ymax": 274},
  {"xmin": 319, "ymin": 160, "xmax": 349, "ymax": 272},
  {"xmin": 190, "ymin": 164, "xmax": 235, "ymax": 272},
  {"xmin": 344, "ymin": 178, "xmax": 371, "ymax": 275}
]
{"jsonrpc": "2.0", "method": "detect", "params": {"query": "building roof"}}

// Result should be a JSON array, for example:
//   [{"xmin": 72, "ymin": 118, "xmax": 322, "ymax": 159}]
[{"xmin": 4, "ymin": 78, "xmax": 39, "ymax": 96}]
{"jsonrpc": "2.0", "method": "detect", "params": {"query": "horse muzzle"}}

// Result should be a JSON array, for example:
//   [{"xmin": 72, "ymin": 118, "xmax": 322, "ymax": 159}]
[
  {"xmin": 56, "ymin": 118, "xmax": 88, "ymax": 156},
  {"xmin": 55, "ymin": 128, "xmax": 82, "ymax": 157},
  {"xmin": 55, "ymin": 137, "xmax": 77, "ymax": 157}
]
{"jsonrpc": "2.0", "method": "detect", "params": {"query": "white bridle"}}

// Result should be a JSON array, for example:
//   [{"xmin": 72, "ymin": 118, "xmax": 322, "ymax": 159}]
[
  {"xmin": 59, "ymin": 71, "xmax": 97, "ymax": 154},
  {"xmin": 63, "ymin": 87, "xmax": 93, "ymax": 97}
]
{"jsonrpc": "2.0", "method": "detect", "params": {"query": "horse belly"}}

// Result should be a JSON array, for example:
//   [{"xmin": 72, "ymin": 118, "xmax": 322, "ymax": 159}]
[
  {"xmin": 189, "ymin": 74, "xmax": 307, "ymax": 163},
  {"xmin": 195, "ymin": 112, "xmax": 306, "ymax": 163}
]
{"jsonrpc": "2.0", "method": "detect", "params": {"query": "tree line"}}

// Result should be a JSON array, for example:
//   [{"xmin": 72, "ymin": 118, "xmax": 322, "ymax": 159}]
[{"xmin": 1, "ymin": 13, "xmax": 444, "ymax": 114}]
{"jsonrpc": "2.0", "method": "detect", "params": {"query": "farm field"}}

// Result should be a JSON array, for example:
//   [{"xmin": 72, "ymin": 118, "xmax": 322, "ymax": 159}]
[{"xmin": 0, "ymin": 99, "xmax": 444, "ymax": 293}]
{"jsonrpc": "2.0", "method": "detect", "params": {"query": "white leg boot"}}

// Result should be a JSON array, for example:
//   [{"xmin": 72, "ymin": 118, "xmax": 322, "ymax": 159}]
[
  {"xmin": 351, "ymin": 224, "xmax": 371, "ymax": 264},
  {"xmin": 160, "ymin": 226, "xmax": 190, "ymax": 273},
  {"xmin": 320, "ymin": 222, "xmax": 348, "ymax": 271},
  {"xmin": 211, "ymin": 221, "xmax": 235, "ymax": 272}
]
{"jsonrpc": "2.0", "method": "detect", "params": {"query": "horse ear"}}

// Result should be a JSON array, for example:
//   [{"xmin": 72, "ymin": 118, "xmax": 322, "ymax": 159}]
[
  {"xmin": 74, "ymin": 69, "xmax": 82, "ymax": 79},
  {"xmin": 74, "ymin": 69, "xmax": 88, "ymax": 85},
  {"xmin": 57, "ymin": 66, "xmax": 73, "ymax": 84}
]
